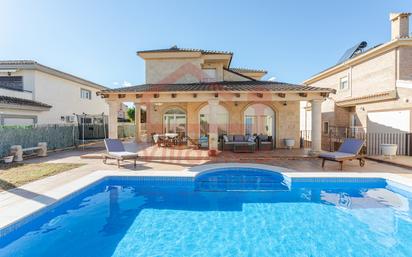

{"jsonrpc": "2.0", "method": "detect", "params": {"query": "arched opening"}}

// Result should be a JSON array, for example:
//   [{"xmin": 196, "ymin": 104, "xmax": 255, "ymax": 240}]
[
  {"xmin": 199, "ymin": 104, "xmax": 229, "ymax": 147},
  {"xmin": 244, "ymin": 103, "xmax": 275, "ymax": 137},
  {"xmin": 163, "ymin": 107, "xmax": 186, "ymax": 136}
]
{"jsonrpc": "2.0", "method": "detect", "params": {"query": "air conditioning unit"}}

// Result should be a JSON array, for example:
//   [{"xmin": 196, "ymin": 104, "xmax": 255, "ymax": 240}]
[{"xmin": 65, "ymin": 115, "xmax": 75, "ymax": 123}]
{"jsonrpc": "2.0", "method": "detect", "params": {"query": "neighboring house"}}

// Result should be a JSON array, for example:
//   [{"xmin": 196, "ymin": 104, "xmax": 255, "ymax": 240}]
[
  {"xmin": 303, "ymin": 13, "xmax": 412, "ymax": 150},
  {"xmin": 117, "ymin": 103, "xmax": 129, "ymax": 121},
  {"xmin": 0, "ymin": 60, "xmax": 109, "ymax": 125},
  {"xmin": 98, "ymin": 46, "xmax": 333, "ymax": 153}
]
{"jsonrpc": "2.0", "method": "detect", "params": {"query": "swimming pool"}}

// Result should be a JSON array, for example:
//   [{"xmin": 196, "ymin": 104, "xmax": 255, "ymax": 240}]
[{"xmin": 1, "ymin": 167, "xmax": 412, "ymax": 257}]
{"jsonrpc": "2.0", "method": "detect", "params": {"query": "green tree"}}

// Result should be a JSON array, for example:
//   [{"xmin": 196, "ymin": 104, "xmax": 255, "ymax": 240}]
[
  {"xmin": 126, "ymin": 107, "xmax": 146, "ymax": 123},
  {"xmin": 127, "ymin": 107, "xmax": 135, "ymax": 121}
]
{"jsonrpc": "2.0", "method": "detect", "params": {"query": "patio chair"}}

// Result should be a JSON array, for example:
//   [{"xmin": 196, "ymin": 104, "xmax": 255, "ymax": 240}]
[
  {"xmin": 319, "ymin": 138, "xmax": 365, "ymax": 170},
  {"xmin": 103, "ymin": 139, "xmax": 139, "ymax": 168},
  {"xmin": 257, "ymin": 134, "xmax": 273, "ymax": 151}
]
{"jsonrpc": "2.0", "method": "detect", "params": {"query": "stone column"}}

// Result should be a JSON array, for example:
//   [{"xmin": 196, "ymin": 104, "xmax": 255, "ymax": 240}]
[
  {"xmin": 108, "ymin": 100, "xmax": 120, "ymax": 139},
  {"xmin": 208, "ymin": 99, "xmax": 219, "ymax": 151},
  {"xmin": 310, "ymin": 99, "xmax": 323, "ymax": 155},
  {"xmin": 134, "ymin": 103, "xmax": 141, "ymax": 142}
]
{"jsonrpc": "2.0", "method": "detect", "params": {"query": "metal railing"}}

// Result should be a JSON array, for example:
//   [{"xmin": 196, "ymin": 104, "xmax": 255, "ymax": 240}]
[{"xmin": 300, "ymin": 127, "xmax": 412, "ymax": 156}]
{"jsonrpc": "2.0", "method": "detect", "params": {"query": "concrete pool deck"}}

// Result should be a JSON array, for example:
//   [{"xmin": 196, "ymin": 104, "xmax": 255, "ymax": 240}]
[{"xmin": 1, "ymin": 147, "xmax": 412, "ymax": 237}]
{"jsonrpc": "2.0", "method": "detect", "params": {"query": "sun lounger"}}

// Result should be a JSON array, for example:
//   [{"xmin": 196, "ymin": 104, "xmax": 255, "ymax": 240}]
[
  {"xmin": 319, "ymin": 138, "xmax": 365, "ymax": 170},
  {"xmin": 103, "ymin": 139, "xmax": 139, "ymax": 168}
]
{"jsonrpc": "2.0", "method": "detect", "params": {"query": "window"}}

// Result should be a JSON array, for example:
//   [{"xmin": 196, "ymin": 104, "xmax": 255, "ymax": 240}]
[
  {"xmin": 202, "ymin": 69, "xmax": 217, "ymax": 82},
  {"xmin": 339, "ymin": 76, "xmax": 349, "ymax": 90},
  {"xmin": 323, "ymin": 121, "xmax": 329, "ymax": 135},
  {"xmin": 163, "ymin": 108, "xmax": 186, "ymax": 136},
  {"xmin": 0, "ymin": 76, "xmax": 23, "ymax": 91},
  {"xmin": 81, "ymin": 88, "xmax": 92, "ymax": 99}
]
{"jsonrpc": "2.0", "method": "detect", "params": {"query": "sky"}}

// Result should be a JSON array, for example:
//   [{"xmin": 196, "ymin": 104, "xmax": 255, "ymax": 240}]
[{"xmin": 1, "ymin": 0, "xmax": 411, "ymax": 88}]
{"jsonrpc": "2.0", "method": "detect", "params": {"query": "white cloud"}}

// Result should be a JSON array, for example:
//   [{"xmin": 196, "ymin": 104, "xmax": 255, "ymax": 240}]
[
  {"xmin": 122, "ymin": 81, "xmax": 132, "ymax": 87},
  {"xmin": 113, "ymin": 81, "xmax": 119, "ymax": 86},
  {"xmin": 268, "ymin": 76, "xmax": 276, "ymax": 81}
]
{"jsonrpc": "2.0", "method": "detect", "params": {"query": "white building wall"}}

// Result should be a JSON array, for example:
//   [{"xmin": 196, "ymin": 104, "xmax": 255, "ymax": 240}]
[
  {"xmin": 33, "ymin": 70, "xmax": 108, "ymax": 124},
  {"xmin": 367, "ymin": 110, "xmax": 411, "ymax": 133},
  {"xmin": 0, "ymin": 70, "xmax": 35, "ymax": 100}
]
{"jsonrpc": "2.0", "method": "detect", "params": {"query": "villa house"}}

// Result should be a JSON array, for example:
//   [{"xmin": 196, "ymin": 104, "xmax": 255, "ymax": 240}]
[
  {"xmin": 0, "ymin": 60, "xmax": 109, "ymax": 125},
  {"xmin": 99, "ymin": 46, "xmax": 333, "ymax": 153},
  {"xmin": 303, "ymin": 13, "xmax": 412, "ymax": 151}
]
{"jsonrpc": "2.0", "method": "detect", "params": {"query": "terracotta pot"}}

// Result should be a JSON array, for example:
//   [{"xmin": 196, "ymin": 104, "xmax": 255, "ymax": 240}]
[{"xmin": 208, "ymin": 150, "xmax": 217, "ymax": 156}]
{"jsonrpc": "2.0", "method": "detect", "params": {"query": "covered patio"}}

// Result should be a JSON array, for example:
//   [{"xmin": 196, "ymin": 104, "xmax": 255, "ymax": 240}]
[{"xmin": 98, "ymin": 81, "xmax": 334, "ymax": 155}]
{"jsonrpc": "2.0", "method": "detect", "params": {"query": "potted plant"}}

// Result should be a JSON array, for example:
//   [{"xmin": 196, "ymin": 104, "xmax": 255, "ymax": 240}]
[
  {"xmin": 380, "ymin": 144, "xmax": 397, "ymax": 159},
  {"xmin": 208, "ymin": 137, "xmax": 217, "ymax": 156},
  {"xmin": 284, "ymin": 138, "xmax": 295, "ymax": 150},
  {"xmin": 3, "ymin": 155, "xmax": 14, "ymax": 163}
]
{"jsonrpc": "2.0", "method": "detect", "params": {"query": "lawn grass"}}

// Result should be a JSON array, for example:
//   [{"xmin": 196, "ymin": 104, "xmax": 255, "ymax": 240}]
[{"xmin": 0, "ymin": 163, "xmax": 85, "ymax": 191}]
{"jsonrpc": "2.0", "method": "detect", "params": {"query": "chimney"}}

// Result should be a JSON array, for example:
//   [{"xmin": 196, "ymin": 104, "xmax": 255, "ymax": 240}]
[{"xmin": 390, "ymin": 12, "xmax": 411, "ymax": 40}]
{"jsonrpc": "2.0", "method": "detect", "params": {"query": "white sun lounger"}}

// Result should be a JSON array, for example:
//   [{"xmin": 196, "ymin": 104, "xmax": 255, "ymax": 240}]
[
  {"xmin": 319, "ymin": 138, "xmax": 365, "ymax": 170},
  {"xmin": 103, "ymin": 139, "xmax": 139, "ymax": 168}
]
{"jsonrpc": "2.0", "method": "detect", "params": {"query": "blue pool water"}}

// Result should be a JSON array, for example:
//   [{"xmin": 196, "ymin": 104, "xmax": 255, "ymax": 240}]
[{"xmin": 1, "ymin": 168, "xmax": 412, "ymax": 257}]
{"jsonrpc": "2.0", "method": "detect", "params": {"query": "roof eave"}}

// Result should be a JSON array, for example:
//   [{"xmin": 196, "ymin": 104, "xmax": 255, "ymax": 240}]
[
  {"xmin": 303, "ymin": 38, "xmax": 412, "ymax": 85},
  {"xmin": 0, "ymin": 61, "xmax": 107, "ymax": 90}
]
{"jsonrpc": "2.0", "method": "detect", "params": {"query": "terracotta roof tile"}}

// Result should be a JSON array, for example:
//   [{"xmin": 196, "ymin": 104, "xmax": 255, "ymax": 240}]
[
  {"xmin": 101, "ymin": 81, "xmax": 334, "ymax": 93},
  {"xmin": 230, "ymin": 68, "xmax": 267, "ymax": 74},
  {"xmin": 137, "ymin": 46, "xmax": 233, "ymax": 55}
]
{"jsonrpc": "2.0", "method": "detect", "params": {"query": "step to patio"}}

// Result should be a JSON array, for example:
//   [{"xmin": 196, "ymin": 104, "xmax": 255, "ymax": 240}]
[
  {"xmin": 80, "ymin": 153, "xmax": 316, "ymax": 161},
  {"xmin": 366, "ymin": 156, "xmax": 412, "ymax": 169}
]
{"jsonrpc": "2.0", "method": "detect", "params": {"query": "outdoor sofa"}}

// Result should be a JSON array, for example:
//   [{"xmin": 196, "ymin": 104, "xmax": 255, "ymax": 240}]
[
  {"xmin": 319, "ymin": 138, "xmax": 365, "ymax": 170},
  {"xmin": 221, "ymin": 135, "xmax": 257, "ymax": 152},
  {"xmin": 103, "ymin": 139, "xmax": 139, "ymax": 168}
]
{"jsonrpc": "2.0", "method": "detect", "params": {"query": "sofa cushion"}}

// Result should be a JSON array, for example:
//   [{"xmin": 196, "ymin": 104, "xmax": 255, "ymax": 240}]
[
  {"xmin": 247, "ymin": 135, "xmax": 255, "ymax": 142},
  {"xmin": 223, "ymin": 135, "xmax": 229, "ymax": 142},
  {"xmin": 234, "ymin": 135, "xmax": 245, "ymax": 142},
  {"xmin": 259, "ymin": 135, "xmax": 269, "ymax": 141}
]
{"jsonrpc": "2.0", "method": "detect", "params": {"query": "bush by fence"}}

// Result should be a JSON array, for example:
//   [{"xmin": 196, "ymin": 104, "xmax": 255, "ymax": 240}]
[
  {"xmin": 0, "ymin": 123, "xmax": 136, "ymax": 157},
  {"xmin": 0, "ymin": 124, "xmax": 78, "ymax": 157}
]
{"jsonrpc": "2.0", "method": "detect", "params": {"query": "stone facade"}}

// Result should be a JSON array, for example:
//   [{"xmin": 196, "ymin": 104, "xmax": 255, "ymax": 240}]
[{"xmin": 144, "ymin": 101, "xmax": 301, "ymax": 148}]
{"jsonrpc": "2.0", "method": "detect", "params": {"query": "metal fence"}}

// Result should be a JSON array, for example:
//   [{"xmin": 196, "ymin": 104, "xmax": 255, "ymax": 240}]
[
  {"xmin": 0, "ymin": 123, "xmax": 137, "ymax": 157},
  {"xmin": 300, "ymin": 130, "xmax": 312, "ymax": 148},
  {"xmin": 365, "ymin": 133, "xmax": 411, "ymax": 156},
  {"xmin": 300, "ymin": 127, "xmax": 412, "ymax": 156},
  {"xmin": 118, "ymin": 123, "xmax": 135, "ymax": 138}
]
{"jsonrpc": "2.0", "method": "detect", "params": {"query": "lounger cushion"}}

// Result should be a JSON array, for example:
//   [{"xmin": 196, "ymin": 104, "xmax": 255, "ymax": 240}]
[
  {"xmin": 338, "ymin": 138, "xmax": 364, "ymax": 154},
  {"xmin": 104, "ymin": 139, "xmax": 125, "ymax": 152},
  {"xmin": 108, "ymin": 151, "xmax": 139, "ymax": 158},
  {"xmin": 319, "ymin": 151, "xmax": 355, "ymax": 159}
]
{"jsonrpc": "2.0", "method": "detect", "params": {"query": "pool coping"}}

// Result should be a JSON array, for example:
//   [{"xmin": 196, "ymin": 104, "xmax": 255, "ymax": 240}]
[{"xmin": 1, "ymin": 162, "xmax": 412, "ymax": 238}]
